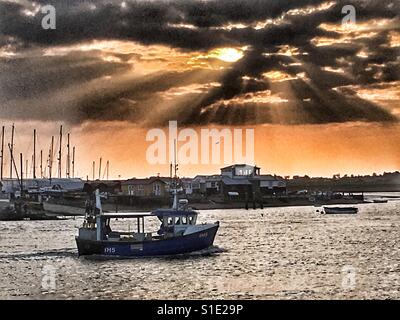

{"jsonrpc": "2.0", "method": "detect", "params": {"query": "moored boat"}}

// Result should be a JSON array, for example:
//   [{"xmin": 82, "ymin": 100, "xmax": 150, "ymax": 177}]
[
  {"xmin": 323, "ymin": 206, "xmax": 358, "ymax": 214},
  {"xmin": 373, "ymin": 199, "xmax": 388, "ymax": 203},
  {"xmin": 0, "ymin": 198, "xmax": 60, "ymax": 221}
]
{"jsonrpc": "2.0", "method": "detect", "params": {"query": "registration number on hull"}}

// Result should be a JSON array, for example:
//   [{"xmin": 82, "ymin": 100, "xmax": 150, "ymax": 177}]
[{"xmin": 104, "ymin": 247, "xmax": 116, "ymax": 254}]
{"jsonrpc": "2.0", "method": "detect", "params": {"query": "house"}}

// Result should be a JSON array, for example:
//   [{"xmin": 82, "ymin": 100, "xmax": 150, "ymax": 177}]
[
  {"xmin": 158, "ymin": 177, "xmax": 174, "ymax": 191},
  {"xmin": 191, "ymin": 175, "xmax": 222, "ymax": 195},
  {"xmin": 221, "ymin": 175, "xmax": 253, "ymax": 199},
  {"xmin": 205, "ymin": 175, "xmax": 222, "ymax": 195},
  {"xmin": 191, "ymin": 175, "xmax": 207, "ymax": 194},
  {"xmin": 83, "ymin": 180, "xmax": 121, "ymax": 194},
  {"xmin": 221, "ymin": 164, "xmax": 260, "ymax": 178},
  {"xmin": 121, "ymin": 177, "xmax": 168, "ymax": 197},
  {"xmin": 253, "ymin": 175, "xmax": 287, "ymax": 195},
  {"xmin": 220, "ymin": 164, "xmax": 286, "ymax": 199},
  {"xmin": 180, "ymin": 178, "xmax": 193, "ymax": 195}
]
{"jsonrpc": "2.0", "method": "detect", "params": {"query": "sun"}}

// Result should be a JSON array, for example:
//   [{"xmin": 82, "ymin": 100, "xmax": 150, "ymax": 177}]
[{"xmin": 212, "ymin": 48, "xmax": 244, "ymax": 62}]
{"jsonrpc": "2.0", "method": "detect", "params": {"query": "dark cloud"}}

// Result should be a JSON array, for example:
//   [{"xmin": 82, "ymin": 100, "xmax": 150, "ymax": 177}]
[{"xmin": 0, "ymin": 0, "xmax": 399, "ymax": 126}]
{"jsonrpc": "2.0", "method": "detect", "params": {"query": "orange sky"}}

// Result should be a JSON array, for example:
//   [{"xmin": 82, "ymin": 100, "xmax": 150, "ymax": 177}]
[{"xmin": 1, "ymin": 120, "xmax": 399, "ymax": 180}]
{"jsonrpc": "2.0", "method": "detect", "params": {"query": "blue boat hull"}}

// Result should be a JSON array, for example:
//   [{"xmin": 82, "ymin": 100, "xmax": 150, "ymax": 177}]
[{"xmin": 76, "ymin": 224, "xmax": 219, "ymax": 257}]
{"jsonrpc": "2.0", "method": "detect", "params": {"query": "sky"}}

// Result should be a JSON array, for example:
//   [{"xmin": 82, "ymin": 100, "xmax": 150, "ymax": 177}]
[{"xmin": 0, "ymin": 0, "xmax": 399, "ymax": 179}]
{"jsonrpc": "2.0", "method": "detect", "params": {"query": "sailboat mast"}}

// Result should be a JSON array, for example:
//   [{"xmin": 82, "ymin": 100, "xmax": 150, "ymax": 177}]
[
  {"xmin": 58, "ymin": 125, "xmax": 62, "ymax": 179},
  {"xmin": 0, "ymin": 125, "xmax": 4, "ymax": 180},
  {"xmin": 33, "ymin": 129, "xmax": 36, "ymax": 179},
  {"xmin": 49, "ymin": 136, "xmax": 54, "ymax": 183},
  {"xmin": 66, "ymin": 133, "xmax": 70, "ymax": 178},
  {"xmin": 7, "ymin": 144, "xmax": 21, "ymax": 189},
  {"xmin": 40, "ymin": 149, "xmax": 43, "ymax": 178},
  {"xmin": 99, "ymin": 157, "xmax": 102, "ymax": 180},
  {"xmin": 10, "ymin": 123, "xmax": 14, "ymax": 179},
  {"xmin": 20, "ymin": 153, "xmax": 23, "ymax": 192},
  {"xmin": 106, "ymin": 160, "xmax": 109, "ymax": 180},
  {"xmin": 72, "ymin": 146, "xmax": 75, "ymax": 178}
]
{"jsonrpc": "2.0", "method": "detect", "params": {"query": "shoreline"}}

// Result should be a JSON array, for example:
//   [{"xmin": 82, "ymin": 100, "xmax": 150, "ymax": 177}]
[
  {"xmin": 2, "ymin": 193, "xmax": 398, "ymax": 218},
  {"xmin": 61, "ymin": 197, "xmax": 375, "ymax": 213}
]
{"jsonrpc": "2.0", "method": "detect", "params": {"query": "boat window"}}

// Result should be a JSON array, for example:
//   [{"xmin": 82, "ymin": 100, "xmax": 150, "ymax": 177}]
[
  {"xmin": 167, "ymin": 217, "xmax": 173, "ymax": 226},
  {"xmin": 188, "ymin": 215, "xmax": 194, "ymax": 225},
  {"xmin": 175, "ymin": 216, "xmax": 181, "ymax": 225},
  {"xmin": 181, "ymin": 216, "xmax": 187, "ymax": 225}
]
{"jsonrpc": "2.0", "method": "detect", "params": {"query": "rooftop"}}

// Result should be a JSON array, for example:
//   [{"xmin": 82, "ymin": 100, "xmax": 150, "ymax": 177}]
[
  {"xmin": 220, "ymin": 164, "xmax": 260, "ymax": 171},
  {"xmin": 122, "ymin": 177, "xmax": 166, "ymax": 185}
]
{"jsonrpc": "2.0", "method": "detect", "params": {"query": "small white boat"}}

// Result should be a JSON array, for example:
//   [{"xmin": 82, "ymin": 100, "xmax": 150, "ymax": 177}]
[{"xmin": 323, "ymin": 206, "xmax": 358, "ymax": 214}]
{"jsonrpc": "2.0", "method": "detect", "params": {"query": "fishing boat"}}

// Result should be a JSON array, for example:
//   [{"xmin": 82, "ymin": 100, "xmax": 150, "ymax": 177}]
[
  {"xmin": 75, "ymin": 190, "xmax": 219, "ymax": 257},
  {"xmin": 323, "ymin": 206, "xmax": 358, "ymax": 214}
]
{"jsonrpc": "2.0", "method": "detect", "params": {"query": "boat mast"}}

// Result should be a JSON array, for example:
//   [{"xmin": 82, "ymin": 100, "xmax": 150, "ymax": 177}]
[
  {"xmin": 98, "ymin": 157, "xmax": 102, "ymax": 180},
  {"xmin": 33, "ymin": 129, "xmax": 36, "ymax": 179},
  {"xmin": 20, "ymin": 153, "xmax": 23, "ymax": 193},
  {"xmin": 7, "ymin": 143, "xmax": 22, "ymax": 191},
  {"xmin": 58, "ymin": 125, "xmax": 62, "ymax": 179},
  {"xmin": 106, "ymin": 160, "xmax": 109, "ymax": 180},
  {"xmin": 72, "ymin": 146, "xmax": 75, "ymax": 178},
  {"xmin": 66, "ymin": 133, "xmax": 70, "ymax": 178},
  {"xmin": 49, "ymin": 136, "xmax": 54, "ymax": 183},
  {"xmin": 95, "ymin": 189, "xmax": 103, "ymax": 215},
  {"xmin": 0, "ymin": 125, "xmax": 4, "ymax": 180},
  {"xmin": 25, "ymin": 159, "xmax": 28, "ymax": 179},
  {"xmin": 9, "ymin": 123, "xmax": 14, "ymax": 179},
  {"xmin": 172, "ymin": 139, "xmax": 178, "ymax": 210},
  {"xmin": 40, "ymin": 150, "xmax": 43, "ymax": 178},
  {"xmin": 92, "ymin": 161, "xmax": 95, "ymax": 181}
]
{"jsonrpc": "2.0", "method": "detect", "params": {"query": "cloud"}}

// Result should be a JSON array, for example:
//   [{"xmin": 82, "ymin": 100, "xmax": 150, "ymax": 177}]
[{"xmin": 0, "ymin": 0, "xmax": 399, "ymax": 126}]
